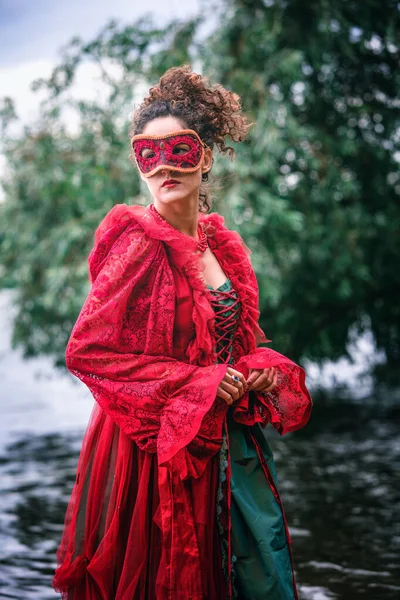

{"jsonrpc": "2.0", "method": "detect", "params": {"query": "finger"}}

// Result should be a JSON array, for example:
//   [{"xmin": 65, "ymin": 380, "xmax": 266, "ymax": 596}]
[
  {"xmin": 249, "ymin": 375, "xmax": 268, "ymax": 391},
  {"xmin": 245, "ymin": 368, "xmax": 263, "ymax": 388},
  {"xmin": 256, "ymin": 369, "xmax": 278, "ymax": 393},
  {"xmin": 261, "ymin": 369, "xmax": 279, "ymax": 392},
  {"xmin": 220, "ymin": 380, "xmax": 242, "ymax": 400},
  {"xmin": 248, "ymin": 368, "xmax": 274, "ymax": 391},
  {"xmin": 226, "ymin": 367, "xmax": 247, "ymax": 388},
  {"xmin": 227, "ymin": 373, "xmax": 245, "ymax": 395},
  {"xmin": 216, "ymin": 387, "xmax": 234, "ymax": 405}
]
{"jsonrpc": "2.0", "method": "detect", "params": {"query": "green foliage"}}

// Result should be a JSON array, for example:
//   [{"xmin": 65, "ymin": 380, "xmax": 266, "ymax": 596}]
[
  {"xmin": 0, "ymin": 2, "xmax": 399, "ymax": 386},
  {"xmin": 205, "ymin": 0, "xmax": 400, "ymax": 384},
  {"xmin": 0, "ymin": 107, "xmax": 139, "ymax": 362},
  {"xmin": 0, "ymin": 16, "xmax": 197, "ymax": 365}
]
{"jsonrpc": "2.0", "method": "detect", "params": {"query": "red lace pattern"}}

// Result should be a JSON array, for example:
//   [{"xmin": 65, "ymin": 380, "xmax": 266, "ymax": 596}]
[
  {"xmin": 66, "ymin": 211, "xmax": 228, "ymax": 476},
  {"xmin": 132, "ymin": 133, "xmax": 203, "ymax": 173},
  {"xmin": 53, "ymin": 202, "xmax": 312, "ymax": 599}
]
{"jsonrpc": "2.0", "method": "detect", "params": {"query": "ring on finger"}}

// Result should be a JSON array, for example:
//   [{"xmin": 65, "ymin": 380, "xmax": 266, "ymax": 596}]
[{"xmin": 231, "ymin": 375, "xmax": 241, "ymax": 388}]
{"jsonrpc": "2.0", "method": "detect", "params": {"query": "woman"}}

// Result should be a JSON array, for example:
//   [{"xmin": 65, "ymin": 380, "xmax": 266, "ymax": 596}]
[{"xmin": 52, "ymin": 65, "xmax": 312, "ymax": 600}]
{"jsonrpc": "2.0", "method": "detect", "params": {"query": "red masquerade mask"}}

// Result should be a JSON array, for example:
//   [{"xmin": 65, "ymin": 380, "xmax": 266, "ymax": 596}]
[{"xmin": 130, "ymin": 129, "xmax": 207, "ymax": 177}]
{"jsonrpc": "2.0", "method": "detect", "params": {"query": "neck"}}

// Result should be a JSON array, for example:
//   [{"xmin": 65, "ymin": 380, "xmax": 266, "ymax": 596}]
[{"xmin": 153, "ymin": 198, "xmax": 199, "ymax": 238}]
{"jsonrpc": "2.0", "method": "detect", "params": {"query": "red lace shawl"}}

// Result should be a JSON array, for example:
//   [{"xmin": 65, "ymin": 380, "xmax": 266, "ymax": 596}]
[
  {"xmin": 65, "ymin": 203, "xmax": 312, "ymax": 478},
  {"xmin": 54, "ymin": 203, "xmax": 312, "ymax": 598}
]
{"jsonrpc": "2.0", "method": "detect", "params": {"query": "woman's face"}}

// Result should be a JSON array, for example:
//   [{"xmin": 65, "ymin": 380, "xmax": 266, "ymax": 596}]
[{"xmin": 138, "ymin": 115, "xmax": 212, "ymax": 208}]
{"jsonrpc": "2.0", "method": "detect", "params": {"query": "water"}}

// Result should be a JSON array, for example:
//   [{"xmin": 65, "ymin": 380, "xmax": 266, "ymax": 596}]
[
  {"xmin": 0, "ymin": 290, "xmax": 399, "ymax": 599},
  {"xmin": 0, "ymin": 432, "xmax": 83, "ymax": 599},
  {"xmin": 273, "ymin": 400, "xmax": 400, "ymax": 599}
]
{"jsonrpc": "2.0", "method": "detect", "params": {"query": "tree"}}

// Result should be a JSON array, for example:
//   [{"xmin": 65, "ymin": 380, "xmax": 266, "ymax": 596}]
[
  {"xmin": 203, "ymin": 0, "xmax": 400, "ymax": 385},
  {"xmin": 0, "ymin": 16, "xmax": 198, "ymax": 364},
  {"xmin": 1, "ymin": 2, "xmax": 399, "ymax": 388}
]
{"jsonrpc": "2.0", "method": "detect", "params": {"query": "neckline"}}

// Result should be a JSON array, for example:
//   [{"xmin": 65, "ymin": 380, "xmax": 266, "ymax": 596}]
[
  {"xmin": 206, "ymin": 278, "xmax": 231, "ymax": 292},
  {"xmin": 148, "ymin": 203, "xmax": 208, "ymax": 252}
]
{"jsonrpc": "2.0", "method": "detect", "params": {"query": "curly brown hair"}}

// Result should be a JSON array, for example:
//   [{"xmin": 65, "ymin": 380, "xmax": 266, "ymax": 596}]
[{"xmin": 129, "ymin": 64, "xmax": 252, "ymax": 212}]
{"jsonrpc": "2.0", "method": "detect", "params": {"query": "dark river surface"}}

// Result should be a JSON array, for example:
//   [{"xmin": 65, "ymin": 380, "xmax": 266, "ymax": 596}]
[
  {"xmin": 0, "ymin": 295, "xmax": 399, "ymax": 599},
  {"xmin": 1, "ymin": 398, "xmax": 399, "ymax": 599}
]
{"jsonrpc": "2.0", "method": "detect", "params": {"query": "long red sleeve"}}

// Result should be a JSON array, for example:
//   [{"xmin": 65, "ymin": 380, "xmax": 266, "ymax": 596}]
[
  {"xmin": 66, "ymin": 208, "xmax": 228, "ymax": 476},
  {"xmin": 231, "ymin": 348, "xmax": 312, "ymax": 434},
  {"xmin": 202, "ymin": 211, "xmax": 312, "ymax": 435}
]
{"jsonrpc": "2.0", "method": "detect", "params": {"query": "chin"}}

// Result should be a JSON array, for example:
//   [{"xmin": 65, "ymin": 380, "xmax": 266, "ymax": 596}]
[{"xmin": 158, "ymin": 188, "xmax": 191, "ymax": 201}]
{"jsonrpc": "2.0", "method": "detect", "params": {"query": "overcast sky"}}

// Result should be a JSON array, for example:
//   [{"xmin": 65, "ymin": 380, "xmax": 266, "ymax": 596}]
[
  {"xmin": 0, "ymin": 0, "xmax": 201, "ymax": 127},
  {"xmin": 0, "ymin": 0, "xmax": 203, "ymax": 196},
  {"xmin": 0, "ymin": 0, "xmax": 200, "ymax": 67}
]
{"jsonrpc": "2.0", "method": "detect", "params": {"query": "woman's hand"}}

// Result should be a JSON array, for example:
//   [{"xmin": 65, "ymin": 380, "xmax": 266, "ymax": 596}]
[
  {"xmin": 216, "ymin": 366, "xmax": 247, "ymax": 405},
  {"xmin": 246, "ymin": 367, "xmax": 278, "ymax": 393}
]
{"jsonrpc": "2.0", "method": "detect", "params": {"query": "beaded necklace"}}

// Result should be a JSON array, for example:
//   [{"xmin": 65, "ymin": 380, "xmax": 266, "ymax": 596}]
[{"xmin": 149, "ymin": 203, "xmax": 208, "ymax": 253}]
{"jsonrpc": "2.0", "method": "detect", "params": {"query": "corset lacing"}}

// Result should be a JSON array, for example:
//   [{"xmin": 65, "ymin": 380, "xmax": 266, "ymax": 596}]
[
  {"xmin": 207, "ymin": 287, "xmax": 241, "ymax": 363},
  {"xmin": 208, "ymin": 281, "xmax": 241, "ymax": 599}
]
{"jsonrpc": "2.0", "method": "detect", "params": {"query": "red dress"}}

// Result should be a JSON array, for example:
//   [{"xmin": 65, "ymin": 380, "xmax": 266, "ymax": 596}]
[{"xmin": 52, "ymin": 203, "xmax": 312, "ymax": 599}]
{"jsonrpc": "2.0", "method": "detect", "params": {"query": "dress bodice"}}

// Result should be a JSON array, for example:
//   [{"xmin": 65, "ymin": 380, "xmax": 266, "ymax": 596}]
[
  {"xmin": 206, "ymin": 278, "xmax": 242, "ymax": 596},
  {"xmin": 207, "ymin": 278, "xmax": 295, "ymax": 600},
  {"xmin": 206, "ymin": 278, "xmax": 241, "ymax": 365}
]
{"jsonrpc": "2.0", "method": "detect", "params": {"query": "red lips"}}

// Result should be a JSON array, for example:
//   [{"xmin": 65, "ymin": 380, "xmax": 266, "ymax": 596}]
[{"xmin": 162, "ymin": 179, "xmax": 181, "ymax": 187}]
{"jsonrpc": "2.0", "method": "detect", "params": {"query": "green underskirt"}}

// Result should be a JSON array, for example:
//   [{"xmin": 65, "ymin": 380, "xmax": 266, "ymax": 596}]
[{"xmin": 208, "ymin": 279, "xmax": 295, "ymax": 599}]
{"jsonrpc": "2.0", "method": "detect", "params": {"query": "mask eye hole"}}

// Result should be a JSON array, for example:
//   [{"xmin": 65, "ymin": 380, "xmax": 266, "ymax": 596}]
[
  {"xmin": 172, "ymin": 142, "xmax": 191, "ymax": 155},
  {"xmin": 139, "ymin": 147, "xmax": 156, "ymax": 159}
]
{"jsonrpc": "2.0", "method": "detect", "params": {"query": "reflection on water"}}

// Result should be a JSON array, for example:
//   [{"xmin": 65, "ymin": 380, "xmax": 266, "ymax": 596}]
[
  {"xmin": 0, "ymin": 400, "xmax": 399, "ymax": 599},
  {"xmin": 273, "ymin": 400, "xmax": 400, "ymax": 600},
  {"xmin": 0, "ymin": 433, "xmax": 82, "ymax": 599}
]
